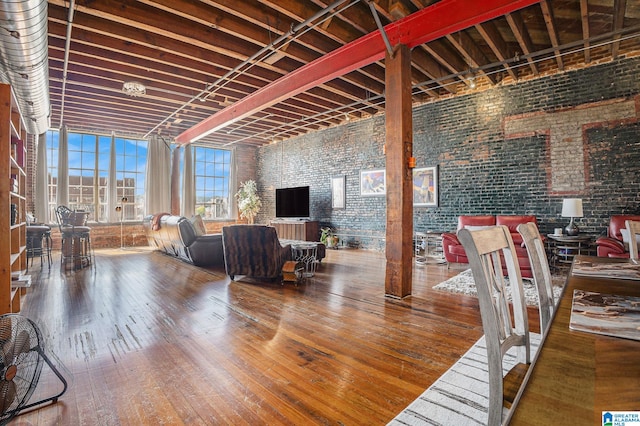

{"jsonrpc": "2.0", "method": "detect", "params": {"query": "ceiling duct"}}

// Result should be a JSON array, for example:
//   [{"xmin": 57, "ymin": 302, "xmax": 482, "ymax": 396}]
[{"xmin": 0, "ymin": 0, "xmax": 50, "ymax": 135}]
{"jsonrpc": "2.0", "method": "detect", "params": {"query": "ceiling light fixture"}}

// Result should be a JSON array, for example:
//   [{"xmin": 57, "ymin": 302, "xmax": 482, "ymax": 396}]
[
  {"xmin": 468, "ymin": 76, "xmax": 476, "ymax": 89},
  {"xmin": 122, "ymin": 81, "xmax": 146, "ymax": 97}
]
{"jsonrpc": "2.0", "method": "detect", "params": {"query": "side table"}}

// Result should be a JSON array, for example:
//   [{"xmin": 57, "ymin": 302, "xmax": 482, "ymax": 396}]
[
  {"xmin": 290, "ymin": 242, "xmax": 319, "ymax": 278},
  {"xmin": 546, "ymin": 234, "xmax": 595, "ymax": 268},
  {"xmin": 414, "ymin": 231, "xmax": 446, "ymax": 264}
]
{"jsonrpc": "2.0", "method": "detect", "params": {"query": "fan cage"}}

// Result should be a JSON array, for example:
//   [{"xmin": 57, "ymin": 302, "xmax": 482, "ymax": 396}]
[{"xmin": 0, "ymin": 314, "xmax": 66, "ymax": 425}]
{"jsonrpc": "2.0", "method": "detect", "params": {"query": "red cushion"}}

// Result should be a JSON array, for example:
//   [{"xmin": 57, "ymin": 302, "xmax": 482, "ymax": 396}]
[
  {"xmin": 608, "ymin": 215, "xmax": 640, "ymax": 242},
  {"xmin": 457, "ymin": 215, "xmax": 495, "ymax": 231}
]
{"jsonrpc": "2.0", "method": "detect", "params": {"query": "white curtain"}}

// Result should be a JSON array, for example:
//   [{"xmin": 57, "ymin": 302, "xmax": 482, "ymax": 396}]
[
  {"xmin": 144, "ymin": 135, "xmax": 171, "ymax": 215},
  {"xmin": 56, "ymin": 125, "xmax": 69, "ymax": 207},
  {"xmin": 34, "ymin": 133, "xmax": 50, "ymax": 223},
  {"xmin": 107, "ymin": 132, "xmax": 117, "ymax": 222},
  {"xmin": 181, "ymin": 143, "xmax": 194, "ymax": 217}
]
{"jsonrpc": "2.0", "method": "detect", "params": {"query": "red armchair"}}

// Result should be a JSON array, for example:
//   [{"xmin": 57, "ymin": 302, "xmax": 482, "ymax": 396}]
[
  {"xmin": 442, "ymin": 215, "xmax": 538, "ymax": 278},
  {"xmin": 596, "ymin": 215, "xmax": 640, "ymax": 258},
  {"xmin": 442, "ymin": 215, "xmax": 495, "ymax": 264}
]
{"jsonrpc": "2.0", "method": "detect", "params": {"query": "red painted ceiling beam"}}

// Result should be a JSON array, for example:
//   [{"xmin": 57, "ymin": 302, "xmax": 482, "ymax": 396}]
[{"xmin": 176, "ymin": 0, "xmax": 541, "ymax": 144}]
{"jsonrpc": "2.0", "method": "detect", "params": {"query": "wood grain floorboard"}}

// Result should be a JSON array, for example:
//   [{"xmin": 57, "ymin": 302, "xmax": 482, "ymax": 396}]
[{"xmin": 9, "ymin": 247, "xmax": 541, "ymax": 425}]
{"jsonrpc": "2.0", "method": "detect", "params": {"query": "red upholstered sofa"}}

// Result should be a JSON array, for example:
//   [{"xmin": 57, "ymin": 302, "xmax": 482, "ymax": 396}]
[
  {"xmin": 595, "ymin": 214, "xmax": 640, "ymax": 258},
  {"xmin": 442, "ymin": 215, "xmax": 538, "ymax": 278}
]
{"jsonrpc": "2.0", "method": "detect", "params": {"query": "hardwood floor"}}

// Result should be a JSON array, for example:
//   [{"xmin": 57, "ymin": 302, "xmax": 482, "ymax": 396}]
[{"xmin": 12, "ymin": 248, "xmax": 539, "ymax": 425}]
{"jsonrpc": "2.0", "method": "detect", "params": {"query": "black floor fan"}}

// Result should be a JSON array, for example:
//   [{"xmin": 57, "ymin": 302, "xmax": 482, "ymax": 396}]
[{"xmin": 0, "ymin": 314, "xmax": 68, "ymax": 425}]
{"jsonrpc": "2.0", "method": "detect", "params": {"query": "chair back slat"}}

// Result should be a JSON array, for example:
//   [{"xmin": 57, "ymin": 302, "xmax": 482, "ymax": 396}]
[{"xmin": 517, "ymin": 222, "xmax": 556, "ymax": 335}]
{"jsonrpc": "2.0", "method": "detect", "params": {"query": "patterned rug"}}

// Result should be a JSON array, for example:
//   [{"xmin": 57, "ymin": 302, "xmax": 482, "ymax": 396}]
[
  {"xmin": 433, "ymin": 269, "xmax": 565, "ymax": 306},
  {"xmin": 387, "ymin": 333, "xmax": 542, "ymax": 425}
]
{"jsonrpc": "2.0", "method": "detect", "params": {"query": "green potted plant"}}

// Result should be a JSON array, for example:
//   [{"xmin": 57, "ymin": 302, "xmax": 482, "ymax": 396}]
[
  {"xmin": 235, "ymin": 180, "xmax": 262, "ymax": 224},
  {"xmin": 320, "ymin": 226, "xmax": 339, "ymax": 248}
]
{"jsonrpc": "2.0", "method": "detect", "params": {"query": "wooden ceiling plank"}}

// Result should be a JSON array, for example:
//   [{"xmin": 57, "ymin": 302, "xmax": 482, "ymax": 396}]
[
  {"xmin": 50, "ymin": 7, "xmax": 381, "ymax": 113},
  {"xmin": 49, "ymin": 10, "xmax": 379, "ymax": 130},
  {"xmin": 445, "ymin": 31, "xmax": 498, "ymax": 85},
  {"xmin": 421, "ymin": 40, "xmax": 469, "ymax": 85},
  {"xmin": 475, "ymin": 21, "xmax": 518, "ymax": 80},
  {"xmin": 141, "ymin": 0, "xmax": 388, "ymax": 96},
  {"xmin": 580, "ymin": 0, "xmax": 591, "ymax": 63},
  {"xmin": 49, "ymin": 41, "xmax": 363, "ymax": 120},
  {"xmin": 409, "ymin": 50, "xmax": 459, "ymax": 94},
  {"xmin": 506, "ymin": 11, "xmax": 539, "ymax": 75},
  {"xmin": 540, "ymin": 0, "xmax": 564, "ymax": 71},
  {"xmin": 612, "ymin": 0, "xmax": 627, "ymax": 58}
]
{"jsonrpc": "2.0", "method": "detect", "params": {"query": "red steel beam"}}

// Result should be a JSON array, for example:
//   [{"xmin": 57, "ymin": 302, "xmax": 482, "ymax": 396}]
[{"xmin": 176, "ymin": 0, "xmax": 540, "ymax": 143}]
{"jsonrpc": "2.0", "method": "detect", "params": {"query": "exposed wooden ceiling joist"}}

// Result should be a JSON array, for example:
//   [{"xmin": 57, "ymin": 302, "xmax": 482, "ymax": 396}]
[{"xmin": 41, "ymin": 0, "xmax": 640, "ymax": 147}]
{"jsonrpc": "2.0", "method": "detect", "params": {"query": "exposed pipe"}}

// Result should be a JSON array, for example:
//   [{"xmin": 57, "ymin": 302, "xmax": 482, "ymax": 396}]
[
  {"xmin": 0, "ymin": 0, "xmax": 50, "ymax": 134},
  {"xmin": 366, "ymin": 0, "xmax": 393, "ymax": 55},
  {"xmin": 59, "ymin": 0, "xmax": 76, "ymax": 128}
]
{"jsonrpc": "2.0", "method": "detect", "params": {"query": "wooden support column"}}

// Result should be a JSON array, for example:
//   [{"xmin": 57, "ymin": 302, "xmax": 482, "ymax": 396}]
[{"xmin": 384, "ymin": 43, "xmax": 413, "ymax": 298}]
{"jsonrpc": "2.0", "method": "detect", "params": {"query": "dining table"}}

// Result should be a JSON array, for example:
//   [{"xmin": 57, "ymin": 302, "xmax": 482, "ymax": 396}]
[{"xmin": 508, "ymin": 255, "xmax": 640, "ymax": 425}]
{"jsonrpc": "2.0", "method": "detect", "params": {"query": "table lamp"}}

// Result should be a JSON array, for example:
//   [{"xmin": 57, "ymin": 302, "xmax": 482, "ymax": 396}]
[{"xmin": 561, "ymin": 198, "xmax": 583, "ymax": 236}]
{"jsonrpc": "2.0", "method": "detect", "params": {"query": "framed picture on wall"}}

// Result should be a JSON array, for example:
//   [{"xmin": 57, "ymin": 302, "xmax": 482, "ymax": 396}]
[
  {"xmin": 360, "ymin": 169, "xmax": 386, "ymax": 196},
  {"xmin": 413, "ymin": 166, "xmax": 438, "ymax": 207},
  {"xmin": 331, "ymin": 175, "xmax": 346, "ymax": 209}
]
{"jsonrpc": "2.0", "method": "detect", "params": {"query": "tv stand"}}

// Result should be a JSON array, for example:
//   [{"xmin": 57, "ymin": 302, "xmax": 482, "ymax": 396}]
[{"xmin": 271, "ymin": 220, "xmax": 319, "ymax": 241}]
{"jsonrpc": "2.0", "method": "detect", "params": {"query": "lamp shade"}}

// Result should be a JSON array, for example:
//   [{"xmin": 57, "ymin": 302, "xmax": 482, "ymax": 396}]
[{"xmin": 561, "ymin": 198, "xmax": 583, "ymax": 218}]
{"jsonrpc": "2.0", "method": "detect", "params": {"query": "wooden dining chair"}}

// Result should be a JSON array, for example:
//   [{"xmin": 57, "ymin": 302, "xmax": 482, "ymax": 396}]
[
  {"xmin": 458, "ymin": 225, "xmax": 532, "ymax": 426},
  {"xmin": 517, "ymin": 222, "xmax": 556, "ymax": 335},
  {"xmin": 625, "ymin": 220, "xmax": 640, "ymax": 260}
]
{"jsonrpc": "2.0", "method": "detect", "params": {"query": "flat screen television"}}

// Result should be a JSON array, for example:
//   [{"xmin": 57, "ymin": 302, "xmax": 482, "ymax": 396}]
[{"xmin": 275, "ymin": 186, "xmax": 310, "ymax": 218}]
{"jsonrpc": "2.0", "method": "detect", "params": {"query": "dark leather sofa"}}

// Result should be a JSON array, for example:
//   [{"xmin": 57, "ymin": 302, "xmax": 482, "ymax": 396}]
[
  {"xmin": 143, "ymin": 214, "xmax": 224, "ymax": 267},
  {"xmin": 442, "ymin": 215, "xmax": 539, "ymax": 278},
  {"xmin": 595, "ymin": 214, "xmax": 640, "ymax": 258}
]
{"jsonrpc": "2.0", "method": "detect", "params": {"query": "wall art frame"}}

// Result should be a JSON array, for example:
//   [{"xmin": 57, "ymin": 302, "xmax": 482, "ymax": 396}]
[
  {"xmin": 331, "ymin": 175, "xmax": 346, "ymax": 209},
  {"xmin": 413, "ymin": 166, "xmax": 438, "ymax": 207},
  {"xmin": 360, "ymin": 169, "xmax": 386, "ymax": 196}
]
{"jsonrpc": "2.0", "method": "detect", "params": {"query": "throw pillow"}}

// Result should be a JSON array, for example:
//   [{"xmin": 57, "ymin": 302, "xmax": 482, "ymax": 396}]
[
  {"xmin": 464, "ymin": 225, "xmax": 492, "ymax": 232},
  {"xmin": 190, "ymin": 215, "xmax": 207, "ymax": 236}
]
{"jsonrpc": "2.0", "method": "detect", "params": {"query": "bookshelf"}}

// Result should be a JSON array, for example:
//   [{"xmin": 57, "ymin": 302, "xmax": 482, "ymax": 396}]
[{"xmin": 1, "ymin": 83, "xmax": 28, "ymax": 313}]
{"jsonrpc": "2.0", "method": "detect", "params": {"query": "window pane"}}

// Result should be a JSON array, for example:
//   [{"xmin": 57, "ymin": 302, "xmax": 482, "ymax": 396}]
[
  {"xmin": 193, "ymin": 146, "xmax": 232, "ymax": 219},
  {"xmin": 115, "ymin": 137, "xmax": 147, "ymax": 221},
  {"xmin": 68, "ymin": 133, "xmax": 96, "ymax": 220}
]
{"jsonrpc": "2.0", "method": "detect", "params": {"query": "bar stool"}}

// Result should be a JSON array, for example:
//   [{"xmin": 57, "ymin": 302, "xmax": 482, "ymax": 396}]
[
  {"xmin": 26, "ymin": 225, "xmax": 52, "ymax": 270},
  {"xmin": 55, "ymin": 206, "xmax": 92, "ymax": 270}
]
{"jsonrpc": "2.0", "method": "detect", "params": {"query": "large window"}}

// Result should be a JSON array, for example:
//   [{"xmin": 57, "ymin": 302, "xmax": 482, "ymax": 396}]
[
  {"xmin": 46, "ymin": 130, "xmax": 148, "ymax": 222},
  {"xmin": 44, "ymin": 131, "xmax": 232, "ymax": 223},
  {"xmin": 194, "ymin": 147, "xmax": 231, "ymax": 219}
]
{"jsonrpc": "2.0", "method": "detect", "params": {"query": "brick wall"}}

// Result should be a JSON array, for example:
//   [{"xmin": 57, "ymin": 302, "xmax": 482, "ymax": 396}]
[{"xmin": 257, "ymin": 56, "xmax": 640, "ymax": 249}]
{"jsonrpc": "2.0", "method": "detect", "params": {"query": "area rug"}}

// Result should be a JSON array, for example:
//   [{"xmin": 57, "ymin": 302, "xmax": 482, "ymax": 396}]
[
  {"xmin": 387, "ymin": 333, "xmax": 542, "ymax": 425},
  {"xmin": 433, "ymin": 269, "xmax": 564, "ymax": 306}
]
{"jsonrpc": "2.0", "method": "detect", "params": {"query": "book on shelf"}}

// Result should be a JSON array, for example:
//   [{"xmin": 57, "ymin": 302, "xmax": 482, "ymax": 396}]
[
  {"xmin": 11, "ymin": 273, "xmax": 31, "ymax": 288},
  {"xmin": 569, "ymin": 289, "xmax": 640, "ymax": 341},
  {"xmin": 571, "ymin": 257, "xmax": 640, "ymax": 280}
]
